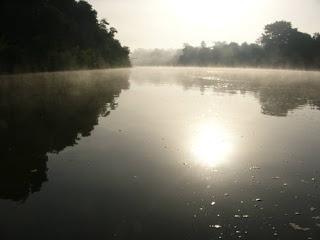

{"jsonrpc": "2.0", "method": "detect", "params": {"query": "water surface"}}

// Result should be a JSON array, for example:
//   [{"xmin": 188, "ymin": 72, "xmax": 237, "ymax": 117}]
[{"xmin": 1, "ymin": 67, "xmax": 320, "ymax": 239}]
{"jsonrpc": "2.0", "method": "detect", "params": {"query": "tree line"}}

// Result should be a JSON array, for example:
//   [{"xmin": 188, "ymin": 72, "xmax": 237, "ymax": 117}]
[
  {"xmin": 0, "ymin": 0, "xmax": 131, "ymax": 73},
  {"xmin": 131, "ymin": 49, "xmax": 181, "ymax": 66},
  {"xmin": 179, "ymin": 21, "xmax": 320, "ymax": 69}
]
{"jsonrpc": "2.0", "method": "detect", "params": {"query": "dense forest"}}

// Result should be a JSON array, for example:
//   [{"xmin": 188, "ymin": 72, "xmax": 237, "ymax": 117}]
[
  {"xmin": 179, "ymin": 21, "xmax": 320, "ymax": 69},
  {"xmin": 0, "ymin": 0, "xmax": 130, "ymax": 73}
]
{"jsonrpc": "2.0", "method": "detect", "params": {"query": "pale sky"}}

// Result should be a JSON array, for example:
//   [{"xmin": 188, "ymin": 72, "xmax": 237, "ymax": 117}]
[{"xmin": 88, "ymin": 0, "xmax": 320, "ymax": 50}]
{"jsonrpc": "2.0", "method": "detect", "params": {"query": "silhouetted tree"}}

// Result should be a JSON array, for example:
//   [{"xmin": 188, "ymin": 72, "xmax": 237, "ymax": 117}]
[
  {"xmin": 259, "ymin": 21, "xmax": 315, "ymax": 66},
  {"xmin": 178, "ymin": 21, "xmax": 320, "ymax": 69},
  {"xmin": 0, "ymin": 0, "xmax": 130, "ymax": 73},
  {"xmin": 313, "ymin": 33, "xmax": 320, "ymax": 66}
]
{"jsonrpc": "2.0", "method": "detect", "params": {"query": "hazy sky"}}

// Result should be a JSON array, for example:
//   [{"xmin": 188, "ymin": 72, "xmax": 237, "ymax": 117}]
[{"xmin": 88, "ymin": 0, "xmax": 320, "ymax": 49}]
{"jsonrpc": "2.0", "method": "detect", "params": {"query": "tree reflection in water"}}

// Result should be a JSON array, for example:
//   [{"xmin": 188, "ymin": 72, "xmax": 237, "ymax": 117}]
[
  {"xmin": 132, "ymin": 68, "xmax": 320, "ymax": 117},
  {"xmin": 0, "ymin": 69, "xmax": 130, "ymax": 201},
  {"xmin": 182, "ymin": 69, "xmax": 320, "ymax": 117},
  {"xmin": 2, "ymin": 67, "xmax": 320, "ymax": 202}
]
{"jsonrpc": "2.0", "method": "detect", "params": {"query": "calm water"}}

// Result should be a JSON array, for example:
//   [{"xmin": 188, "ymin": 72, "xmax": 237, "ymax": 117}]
[{"xmin": 1, "ymin": 67, "xmax": 320, "ymax": 239}]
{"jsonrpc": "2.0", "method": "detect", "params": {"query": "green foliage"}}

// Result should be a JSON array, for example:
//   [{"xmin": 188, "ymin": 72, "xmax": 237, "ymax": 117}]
[
  {"xmin": 179, "ymin": 21, "xmax": 320, "ymax": 69},
  {"xmin": 0, "ymin": 0, "xmax": 130, "ymax": 73}
]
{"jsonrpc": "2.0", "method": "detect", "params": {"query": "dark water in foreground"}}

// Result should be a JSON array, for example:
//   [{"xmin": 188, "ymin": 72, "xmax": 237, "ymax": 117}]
[{"xmin": 1, "ymin": 67, "xmax": 320, "ymax": 240}]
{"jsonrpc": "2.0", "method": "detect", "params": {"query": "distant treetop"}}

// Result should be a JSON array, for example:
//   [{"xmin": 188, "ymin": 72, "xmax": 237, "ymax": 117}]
[{"xmin": 178, "ymin": 21, "xmax": 320, "ymax": 69}]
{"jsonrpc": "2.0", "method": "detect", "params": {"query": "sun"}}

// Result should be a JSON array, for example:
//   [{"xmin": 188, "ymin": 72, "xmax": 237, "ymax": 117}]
[{"xmin": 191, "ymin": 123, "xmax": 233, "ymax": 167}]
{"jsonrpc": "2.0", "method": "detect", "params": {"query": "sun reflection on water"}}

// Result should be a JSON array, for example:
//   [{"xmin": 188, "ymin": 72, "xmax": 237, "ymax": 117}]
[{"xmin": 191, "ymin": 123, "xmax": 233, "ymax": 167}]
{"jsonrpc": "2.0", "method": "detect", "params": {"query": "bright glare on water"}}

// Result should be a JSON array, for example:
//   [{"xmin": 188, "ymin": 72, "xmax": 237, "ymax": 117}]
[
  {"xmin": 191, "ymin": 123, "xmax": 233, "ymax": 167},
  {"xmin": 1, "ymin": 67, "xmax": 320, "ymax": 240}
]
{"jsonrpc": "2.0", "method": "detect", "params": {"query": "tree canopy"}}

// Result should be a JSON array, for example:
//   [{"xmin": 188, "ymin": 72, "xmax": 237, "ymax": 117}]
[
  {"xmin": 178, "ymin": 21, "xmax": 320, "ymax": 69},
  {"xmin": 0, "ymin": 0, "xmax": 131, "ymax": 73}
]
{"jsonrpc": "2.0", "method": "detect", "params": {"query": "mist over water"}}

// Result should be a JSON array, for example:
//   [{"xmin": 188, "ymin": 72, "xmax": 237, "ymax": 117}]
[
  {"xmin": 1, "ymin": 0, "xmax": 320, "ymax": 239},
  {"xmin": 1, "ymin": 67, "xmax": 320, "ymax": 239}
]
